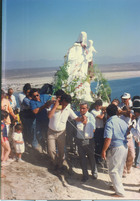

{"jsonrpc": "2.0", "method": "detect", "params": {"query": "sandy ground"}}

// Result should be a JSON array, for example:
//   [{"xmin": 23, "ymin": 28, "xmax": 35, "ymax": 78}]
[
  {"xmin": 2, "ymin": 76, "xmax": 54, "ymax": 93},
  {"xmin": 1, "ymin": 69, "xmax": 140, "ymax": 200},
  {"xmin": 103, "ymin": 70, "xmax": 140, "ymax": 80},
  {"xmin": 1, "ymin": 143, "xmax": 140, "ymax": 200}
]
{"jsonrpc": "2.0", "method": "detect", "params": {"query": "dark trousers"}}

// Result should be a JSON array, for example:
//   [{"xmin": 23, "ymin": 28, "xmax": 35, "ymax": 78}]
[
  {"xmin": 94, "ymin": 128, "xmax": 104, "ymax": 163},
  {"xmin": 23, "ymin": 117, "xmax": 35, "ymax": 144},
  {"xmin": 75, "ymin": 138, "xmax": 98, "ymax": 178}
]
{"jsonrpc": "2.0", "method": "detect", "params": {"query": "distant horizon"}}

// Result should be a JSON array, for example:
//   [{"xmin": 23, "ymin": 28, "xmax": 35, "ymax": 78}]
[{"xmin": 2, "ymin": 61, "xmax": 140, "ymax": 71}]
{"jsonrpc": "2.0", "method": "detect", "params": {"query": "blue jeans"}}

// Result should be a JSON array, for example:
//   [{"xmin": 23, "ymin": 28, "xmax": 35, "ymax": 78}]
[{"xmin": 32, "ymin": 119, "xmax": 48, "ymax": 149}]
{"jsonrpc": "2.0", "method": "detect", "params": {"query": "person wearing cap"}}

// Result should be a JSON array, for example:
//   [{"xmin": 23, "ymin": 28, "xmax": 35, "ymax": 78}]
[
  {"xmin": 118, "ymin": 93, "xmax": 133, "ymax": 118},
  {"xmin": 119, "ymin": 92, "xmax": 132, "ymax": 109},
  {"xmin": 128, "ymin": 99, "xmax": 140, "ymax": 168}
]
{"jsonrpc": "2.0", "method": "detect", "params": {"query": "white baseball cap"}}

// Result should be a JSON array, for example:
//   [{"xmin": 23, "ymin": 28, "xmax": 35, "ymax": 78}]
[{"xmin": 122, "ymin": 92, "xmax": 131, "ymax": 99}]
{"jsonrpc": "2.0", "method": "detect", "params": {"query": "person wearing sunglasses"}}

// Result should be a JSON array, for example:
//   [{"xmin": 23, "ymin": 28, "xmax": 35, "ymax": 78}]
[{"xmin": 30, "ymin": 88, "xmax": 53, "ymax": 151}]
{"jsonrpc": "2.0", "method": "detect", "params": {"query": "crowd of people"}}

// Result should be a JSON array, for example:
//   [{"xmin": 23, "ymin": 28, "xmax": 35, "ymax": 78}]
[{"xmin": 1, "ymin": 84, "xmax": 140, "ymax": 197}]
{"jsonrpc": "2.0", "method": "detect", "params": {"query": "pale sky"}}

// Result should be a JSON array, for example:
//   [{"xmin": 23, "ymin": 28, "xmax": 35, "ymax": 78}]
[{"xmin": 2, "ymin": 0, "xmax": 140, "ymax": 69}]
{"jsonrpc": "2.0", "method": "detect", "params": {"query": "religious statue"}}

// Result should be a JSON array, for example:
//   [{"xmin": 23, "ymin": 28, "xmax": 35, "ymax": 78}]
[
  {"xmin": 66, "ymin": 31, "xmax": 89, "ymax": 83},
  {"xmin": 64, "ymin": 32, "xmax": 96, "ymax": 102}
]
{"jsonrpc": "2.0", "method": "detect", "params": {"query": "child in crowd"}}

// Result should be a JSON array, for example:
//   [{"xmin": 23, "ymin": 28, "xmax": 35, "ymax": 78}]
[
  {"xmin": 13, "ymin": 108, "xmax": 21, "ymax": 124},
  {"xmin": 1, "ymin": 110, "xmax": 11, "ymax": 167},
  {"xmin": 12, "ymin": 124, "xmax": 25, "ymax": 162}
]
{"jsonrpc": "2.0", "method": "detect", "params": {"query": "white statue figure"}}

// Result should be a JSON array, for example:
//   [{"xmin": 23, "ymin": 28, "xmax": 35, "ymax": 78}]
[
  {"xmin": 87, "ymin": 40, "xmax": 97, "ymax": 63},
  {"xmin": 64, "ymin": 31, "xmax": 94, "ymax": 102},
  {"xmin": 66, "ymin": 31, "xmax": 89, "ymax": 82}
]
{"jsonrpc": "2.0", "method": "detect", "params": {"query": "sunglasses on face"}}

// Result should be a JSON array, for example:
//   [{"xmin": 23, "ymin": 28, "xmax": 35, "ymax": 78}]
[{"xmin": 33, "ymin": 94, "xmax": 39, "ymax": 98}]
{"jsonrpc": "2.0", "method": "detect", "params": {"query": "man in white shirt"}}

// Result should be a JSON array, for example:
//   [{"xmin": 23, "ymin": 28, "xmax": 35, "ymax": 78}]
[
  {"xmin": 47, "ymin": 94, "xmax": 81, "ymax": 171},
  {"xmin": 75, "ymin": 103, "xmax": 98, "ymax": 182}
]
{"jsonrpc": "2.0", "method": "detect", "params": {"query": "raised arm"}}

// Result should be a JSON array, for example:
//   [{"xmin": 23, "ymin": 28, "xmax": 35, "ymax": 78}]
[
  {"xmin": 48, "ymin": 98, "xmax": 60, "ymax": 119},
  {"xmin": 32, "ymin": 100, "xmax": 53, "ymax": 115}
]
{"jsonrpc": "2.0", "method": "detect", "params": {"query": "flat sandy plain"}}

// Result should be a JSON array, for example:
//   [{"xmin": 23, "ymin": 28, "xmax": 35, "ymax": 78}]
[{"xmin": 2, "ymin": 62, "xmax": 140, "ymax": 92}]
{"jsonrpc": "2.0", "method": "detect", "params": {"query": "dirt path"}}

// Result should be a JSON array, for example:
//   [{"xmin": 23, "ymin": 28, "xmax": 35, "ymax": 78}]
[{"xmin": 1, "ymin": 145, "xmax": 140, "ymax": 200}]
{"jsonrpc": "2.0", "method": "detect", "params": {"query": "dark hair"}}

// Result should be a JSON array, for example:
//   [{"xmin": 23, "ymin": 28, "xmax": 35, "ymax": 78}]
[
  {"xmin": 61, "ymin": 93, "xmax": 72, "ymax": 103},
  {"xmin": 106, "ymin": 104, "xmax": 118, "ymax": 117},
  {"xmin": 1, "ymin": 110, "xmax": 9, "ymax": 120},
  {"xmin": 111, "ymin": 99, "xmax": 120, "ymax": 105},
  {"xmin": 134, "ymin": 109, "xmax": 140, "ymax": 114},
  {"xmin": 14, "ymin": 108, "xmax": 19, "ymax": 114},
  {"xmin": 29, "ymin": 88, "xmax": 39, "ymax": 97},
  {"xmin": 94, "ymin": 99, "xmax": 103, "ymax": 106},
  {"xmin": 15, "ymin": 124, "xmax": 22, "ymax": 131},
  {"xmin": 23, "ymin": 83, "xmax": 31, "ymax": 92},
  {"xmin": 55, "ymin": 89, "xmax": 65, "ymax": 97},
  {"xmin": 89, "ymin": 103, "xmax": 95, "ymax": 112},
  {"xmin": 24, "ymin": 87, "xmax": 31, "ymax": 94}
]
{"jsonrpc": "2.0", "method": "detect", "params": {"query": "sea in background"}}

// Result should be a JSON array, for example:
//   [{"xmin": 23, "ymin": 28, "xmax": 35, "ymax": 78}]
[
  {"xmin": 13, "ymin": 77, "xmax": 140, "ymax": 107},
  {"xmin": 2, "ymin": 65, "xmax": 140, "ymax": 103},
  {"xmin": 91, "ymin": 77, "xmax": 140, "ymax": 101}
]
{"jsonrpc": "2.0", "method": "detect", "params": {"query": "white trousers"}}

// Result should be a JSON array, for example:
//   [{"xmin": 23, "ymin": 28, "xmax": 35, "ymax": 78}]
[{"xmin": 107, "ymin": 145, "xmax": 128, "ymax": 197}]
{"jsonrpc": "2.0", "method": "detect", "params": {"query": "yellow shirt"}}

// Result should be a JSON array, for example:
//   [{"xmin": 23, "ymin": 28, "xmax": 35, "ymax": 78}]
[{"xmin": 1, "ymin": 98, "xmax": 14, "ymax": 125}]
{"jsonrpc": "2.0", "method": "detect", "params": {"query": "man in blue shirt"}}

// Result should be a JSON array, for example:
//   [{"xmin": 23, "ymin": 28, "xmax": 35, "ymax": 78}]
[
  {"xmin": 75, "ymin": 103, "xmax": 98, "ymax": 182},
  {"xmin": 101, "ymin": 104, "xmax": 128, "ymax": 197},
  {"xmin": 30, "ymin": 88, "xmax": 52, "ymax": 150}
]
